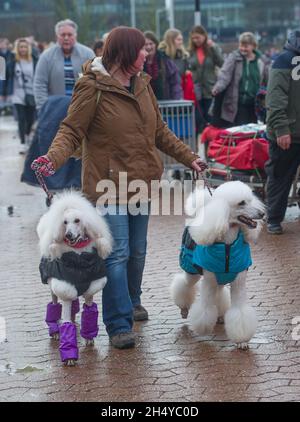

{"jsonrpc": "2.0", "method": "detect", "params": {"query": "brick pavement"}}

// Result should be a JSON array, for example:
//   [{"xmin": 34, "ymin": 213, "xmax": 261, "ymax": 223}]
[{"xmin": 0, "ymin": 116, "xmax": 300, "ymax": 402}]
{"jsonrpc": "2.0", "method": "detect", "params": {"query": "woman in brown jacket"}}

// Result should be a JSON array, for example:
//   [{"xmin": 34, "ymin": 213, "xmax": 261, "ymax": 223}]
[{"xmin": 32, "ymin": 27, "xmax": 206, "ymax": 349}]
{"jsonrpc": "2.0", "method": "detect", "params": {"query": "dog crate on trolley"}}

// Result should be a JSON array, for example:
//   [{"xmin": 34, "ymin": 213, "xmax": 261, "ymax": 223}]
[
  {"xmin": 158, "ymin": 100, "xmax": 196, "ymax": 171},
  {"xmin": 201, "ymin": 125, "xmax": 300, "ymax": 206}
]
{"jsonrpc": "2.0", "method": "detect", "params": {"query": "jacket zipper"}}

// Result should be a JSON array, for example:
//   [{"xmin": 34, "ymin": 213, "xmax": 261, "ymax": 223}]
[
  {"xmin": 225, "ymin": 244, "xmax": 231, "ymax": 273},
  {"xmin": 243, "ymin": 60, "xmax": 249, "ymax": 104}
]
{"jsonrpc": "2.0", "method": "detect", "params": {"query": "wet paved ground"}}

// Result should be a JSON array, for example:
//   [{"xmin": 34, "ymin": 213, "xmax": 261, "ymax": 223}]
[{"xmin": 0, "ymin": 116, "xmax": 300, "ymax": 402}]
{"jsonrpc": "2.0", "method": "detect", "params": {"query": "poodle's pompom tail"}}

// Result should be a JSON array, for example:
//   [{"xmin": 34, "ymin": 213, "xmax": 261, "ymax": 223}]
[
  {"xmin": 189, "ymin": 300, "xmax": 218, "ymax": 335},
  {"xmin": 225, "ymin": 305, "xmax": 257, "ymax": 343},
  {"xmin": 170, "ymin": 272, "xmax": 197, "ymax": 310}
]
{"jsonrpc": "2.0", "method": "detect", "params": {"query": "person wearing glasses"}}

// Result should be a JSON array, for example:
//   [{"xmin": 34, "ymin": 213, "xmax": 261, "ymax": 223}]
[{"xmin": 33, "ymin": 19, "xmax": 94, "ymax": 111}]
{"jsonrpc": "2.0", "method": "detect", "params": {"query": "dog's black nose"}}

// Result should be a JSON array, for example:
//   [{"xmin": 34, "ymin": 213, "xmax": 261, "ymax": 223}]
[{"xmin": 65, "ymin": 232, "xmax": 73, "ymax": 240}]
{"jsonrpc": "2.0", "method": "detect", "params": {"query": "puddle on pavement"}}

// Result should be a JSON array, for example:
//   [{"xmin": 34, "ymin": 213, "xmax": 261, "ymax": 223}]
[
  {"xmin": 0, "ymin": 205, "xmax": 20, "ymax": 217},
  {"xmin": 16, "ymin": 365, "xmax": 44, "ymax": 374},
  {"xmin": 285, "ymin": 204, "xmax": 300, "ymax": 222},
  {"xmin": 0, "ymin": 362, "xmax": 45, "ymax": 376}
]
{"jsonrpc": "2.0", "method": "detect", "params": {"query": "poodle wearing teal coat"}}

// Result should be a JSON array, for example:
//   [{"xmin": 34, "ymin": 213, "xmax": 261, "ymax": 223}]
[{"xmin": 171, "ymin": 181, "xmax": 265, "ymax": 349}]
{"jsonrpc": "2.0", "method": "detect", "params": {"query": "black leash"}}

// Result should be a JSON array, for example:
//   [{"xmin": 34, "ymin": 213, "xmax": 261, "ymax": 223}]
[{"xmin": 192, "ymin": 168, "xmax": 213, "ymax": 197}]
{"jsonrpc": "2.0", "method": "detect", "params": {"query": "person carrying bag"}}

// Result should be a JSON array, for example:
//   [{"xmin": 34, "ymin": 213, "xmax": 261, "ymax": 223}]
[{"xmin": 11, "ymin": 38, "xmax": 38, "ymax": 154}]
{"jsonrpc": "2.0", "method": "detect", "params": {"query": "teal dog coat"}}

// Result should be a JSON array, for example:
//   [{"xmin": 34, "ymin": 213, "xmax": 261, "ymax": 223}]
[{"xmin": 179, "ymin": 227, "xmax": 252, "ymax": 285}]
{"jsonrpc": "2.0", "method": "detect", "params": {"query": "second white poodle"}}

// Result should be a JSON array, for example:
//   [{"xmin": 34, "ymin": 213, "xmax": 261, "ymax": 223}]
[{"xmin": 171, "ymin": 181, "xmax": 265, "ymax": 349}]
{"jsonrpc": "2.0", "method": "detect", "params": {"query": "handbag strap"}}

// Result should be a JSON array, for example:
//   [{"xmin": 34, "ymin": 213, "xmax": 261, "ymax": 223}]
[{"xmin": 18, "ymin": 61, "xmax": 31, "ymax": 95}]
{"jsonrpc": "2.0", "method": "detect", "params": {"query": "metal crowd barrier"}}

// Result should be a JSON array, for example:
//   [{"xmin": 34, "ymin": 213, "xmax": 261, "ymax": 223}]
[{"xmin": 158, "ymin": 100, "xmax": 196, "ymax": 171}]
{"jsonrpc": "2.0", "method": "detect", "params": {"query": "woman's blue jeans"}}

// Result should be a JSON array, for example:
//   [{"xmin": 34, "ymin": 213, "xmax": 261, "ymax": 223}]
[{"xmin": 99, "ymin": 203, "xmax": 150, "ymax": 337}]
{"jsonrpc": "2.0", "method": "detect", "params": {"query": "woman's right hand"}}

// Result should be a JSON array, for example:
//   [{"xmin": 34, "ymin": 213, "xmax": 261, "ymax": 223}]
[
  {"xmin": 31, "ymin": 155, "xmax": 55, "ymax": 177},
  {"xmin": 211, "ymin": 88, "xmax": 218, "ymax": 96}
]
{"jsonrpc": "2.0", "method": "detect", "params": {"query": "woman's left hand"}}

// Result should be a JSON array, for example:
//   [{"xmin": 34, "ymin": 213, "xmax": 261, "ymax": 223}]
[{"xmin": 191, "ymin": 158, "xmax": 208, "ymax": 173}]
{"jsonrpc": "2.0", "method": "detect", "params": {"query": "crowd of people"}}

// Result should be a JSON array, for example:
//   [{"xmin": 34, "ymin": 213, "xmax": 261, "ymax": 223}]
[{"xmin": 1, "ymin": 19, "xmax": 274, "ymax": 153}]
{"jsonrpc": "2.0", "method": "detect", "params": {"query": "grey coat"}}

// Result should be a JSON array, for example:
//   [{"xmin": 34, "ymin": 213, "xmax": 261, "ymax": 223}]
[
  {"xmin": 33, "ymin": 42, "xmax": 94, "ymax": 110},
  {"xmin": 213, "ymin": 50, "xmax": 268, "ymax": 123}
]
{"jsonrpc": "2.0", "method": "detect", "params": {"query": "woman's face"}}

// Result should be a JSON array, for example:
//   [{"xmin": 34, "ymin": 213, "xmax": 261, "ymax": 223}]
[
  {"xmin": 174, "ymin": 34, "xmax": 183, "ymax": 50},
  {"xmin": 18, "ymin": 42, "xmax": 29, "ymax": 57},
  {"xmin": 191, "ymin": 33, "xmax": 206, "ymax": 48},
  {"xmin": 239, "ymin": 42, "xmax": 255, "ymax": 57},
  {"xmin": 145, "ymin": 38, "xmax": 157, "ymax": 57},
  {"xmin": 131, "ymin": 46, "xmax": 148, "ymax": 75}
]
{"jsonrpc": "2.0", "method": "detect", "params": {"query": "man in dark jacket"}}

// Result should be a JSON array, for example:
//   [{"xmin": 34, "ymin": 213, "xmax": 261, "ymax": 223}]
[{"xmin": 265, "ymin": 30, "xmax": 300, "ymax": 234}]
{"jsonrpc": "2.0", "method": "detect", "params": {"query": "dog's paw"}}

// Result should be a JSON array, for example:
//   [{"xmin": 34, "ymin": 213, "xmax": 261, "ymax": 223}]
[
  {"xmin": 85, "ymin": 339, "xmax": 94, "ymax": 346},
  {"xmin": 181, "ymin": 308, "xmax": 189, "ymax": 319},
  {"xmin": 96, "ymin": 237, "xmax": 113, "ymax": 259},
  {"xmin": 189, "ymin": 303, "xmax": 218, "ymax": 335},
  {"xmin": 49, "ymin": 242, "xmax": 61, "ymax": 259},
  {"xmin": 237, "ymin": 342, "xmax": 249, "ymax": 350},
  {"xmin": 52, "ymin": 333, "xmax": 60, "ymax": 341},
  {"xmin": 64, "ymin": 359, "xmax": 76, "ymax": 367}
]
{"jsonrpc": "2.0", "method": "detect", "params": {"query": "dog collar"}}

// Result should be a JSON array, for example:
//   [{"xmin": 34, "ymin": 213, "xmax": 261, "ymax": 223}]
[{"xmin": 64, "ymin": 237, "xmax": 92, "ymax": 249}]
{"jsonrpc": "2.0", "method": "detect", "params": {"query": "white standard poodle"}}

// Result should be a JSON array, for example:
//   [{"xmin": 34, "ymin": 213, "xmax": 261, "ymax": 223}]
[
  {"xmin": 170, "ymin": 181, "xmax": 265, "ymax": 349},
  {"xmin": 37, "ymin": 191, "xmax": 113, "ymax": 366}
]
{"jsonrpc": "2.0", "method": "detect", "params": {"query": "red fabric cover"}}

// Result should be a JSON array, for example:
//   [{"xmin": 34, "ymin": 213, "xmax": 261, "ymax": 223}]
[
  {"xmin": 207, "ymin": 136, "xmax": 269, "ymax": 170},
  {"xmin": 181, "ymin": 71, "xmax": 197, "ymax": 103},
  {"xmin": 201, "ymin": 125, "xmax": 224, "ymax": 144}
]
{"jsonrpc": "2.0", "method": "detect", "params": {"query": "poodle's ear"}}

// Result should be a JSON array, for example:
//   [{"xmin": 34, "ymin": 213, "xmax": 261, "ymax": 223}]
[
  {"xmin": 84, "ymin": 212, "xmax": 113, "ymax": 258},
  {"xmin": 52, "ymin": 218, "xmax": 66, "ymax": 243},
  {"xmin": 188, "ymin": 198, "xmax": 230, "ymax": 245}
]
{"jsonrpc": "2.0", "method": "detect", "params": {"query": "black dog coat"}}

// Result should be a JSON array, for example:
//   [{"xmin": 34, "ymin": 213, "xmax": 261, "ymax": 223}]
[{"xmin": 39, "ymin": 248, "xmax": 106, "ymax": 296}]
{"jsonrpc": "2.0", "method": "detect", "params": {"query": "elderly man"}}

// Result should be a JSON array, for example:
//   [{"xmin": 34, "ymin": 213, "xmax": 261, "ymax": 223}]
[{"xmin": 34, "ymin": 19, "xmax": 94, "ymax": 110}]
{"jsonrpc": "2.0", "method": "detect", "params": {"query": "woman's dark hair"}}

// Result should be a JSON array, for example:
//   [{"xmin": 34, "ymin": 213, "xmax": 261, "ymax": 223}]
[
  {"xmin": 102, "ymin": 26, "xmax": 145, "ymax": 74},
  {"xmin": 189, "ymin": 25, "xmax": 209, "ymax": 55},
  {"xmin": 144, "ymin": 31, "xmax": 159, "ymax": 48},
  {"xmin": 93, "ymin": 39, "xmax": 104, "ymax": 54}
]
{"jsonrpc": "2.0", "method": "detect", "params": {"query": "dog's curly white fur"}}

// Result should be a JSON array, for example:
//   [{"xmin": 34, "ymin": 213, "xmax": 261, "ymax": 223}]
[
  {"xmin": 37, "ymin": 191, "xmax": 113, "ymax": 364},
  {"xmin": 171, "ymin": 181, "xmax": 265, "ymax": 349}
]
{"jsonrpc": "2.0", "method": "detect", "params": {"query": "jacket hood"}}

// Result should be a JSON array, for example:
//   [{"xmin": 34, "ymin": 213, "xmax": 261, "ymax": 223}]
[
  {"xmin": 285, "ymin": 30, "xmax": 300, "ymax": 54},
  {"xmin": 81, "ymin": 57, "xmax": 110, "ymax": 77},
  {"xmin": 81, "ymin": 56, "xmax": 151, "ymax": 95},
  {"xmin": 90, "ymin": 57, "xmax": 110, "ymax": 76}
]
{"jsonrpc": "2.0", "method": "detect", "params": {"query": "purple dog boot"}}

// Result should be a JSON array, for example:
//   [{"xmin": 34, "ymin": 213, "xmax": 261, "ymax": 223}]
[
  {"xmin": 80, "ymin": 303, "xmax": 99, "ymax": 343},
  {"xmin": 45, "ymin": 302, "xmax": 62, "ymax": 337},
  {"xmin": 59, "ymin": 322, "xmax": 78, "ymax": 365},
  {"xmin": 71, "ymin": 298, "xmax": 80, "ymax": 322}
]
